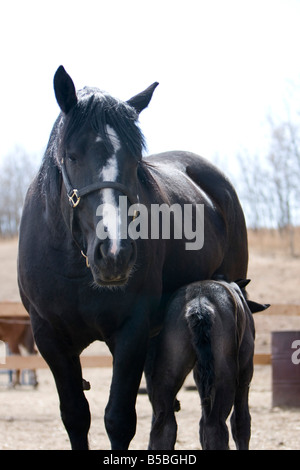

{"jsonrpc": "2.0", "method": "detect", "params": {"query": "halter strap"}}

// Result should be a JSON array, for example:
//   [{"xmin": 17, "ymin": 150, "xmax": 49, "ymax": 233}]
[{"xmin": 60, "ymin": 159, "xmax": 138, "ymax": 207}]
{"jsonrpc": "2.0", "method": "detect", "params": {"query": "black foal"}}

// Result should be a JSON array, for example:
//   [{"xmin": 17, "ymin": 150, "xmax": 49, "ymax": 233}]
[{"xmin": 147, "ymin": 279, "xmax": 269, "ymax": 450}]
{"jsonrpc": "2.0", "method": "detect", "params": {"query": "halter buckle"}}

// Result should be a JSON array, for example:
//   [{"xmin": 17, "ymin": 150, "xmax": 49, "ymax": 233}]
[{"xmin": 68, "ymin": 189, "xmax": 80, "ymax": 208}]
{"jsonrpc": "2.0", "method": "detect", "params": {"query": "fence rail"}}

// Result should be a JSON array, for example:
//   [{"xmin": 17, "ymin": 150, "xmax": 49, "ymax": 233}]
[
  {"xmin": 0, "ymin": 354, "xmax": 112, "ymax": 370},
  {"xmin": 0, "ymin": 302, "xmax": 29, "ymax": 318},
  {"xmin": 1, "ymin": 302, "xmax": 299, "ymax": 318},
  {"xmin": 1, "ymin": 301, "xmax": 297, "ymax": 370},
  {"xmin": 0, "ymin": 353, "xmax": 272, "ymax": 370}
]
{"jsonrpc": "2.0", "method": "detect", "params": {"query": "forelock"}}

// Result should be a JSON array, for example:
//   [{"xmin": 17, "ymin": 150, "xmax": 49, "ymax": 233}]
[{"xmin": 61, "ymin": 87, "xmax": 146, "ymax": 157}]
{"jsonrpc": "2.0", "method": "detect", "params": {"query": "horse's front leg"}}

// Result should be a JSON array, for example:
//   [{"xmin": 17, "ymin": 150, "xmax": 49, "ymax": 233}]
[
  {"xmin": 105, "ymin": 313, "xmax": 149, "ymax": 450},
  {"xmin": 31, "ymin": 313, "xmax": 91, "ymax": 450}
]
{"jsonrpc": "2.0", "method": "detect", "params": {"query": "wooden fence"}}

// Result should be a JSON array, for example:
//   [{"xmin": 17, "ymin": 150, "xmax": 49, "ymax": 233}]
[
  {"xmin": 0, "ymin": 302, "xmax": 112, "ymax": 370},
  {"xmin": 1, "ymin": 302, "xmax": 300, "ymax": 370}
]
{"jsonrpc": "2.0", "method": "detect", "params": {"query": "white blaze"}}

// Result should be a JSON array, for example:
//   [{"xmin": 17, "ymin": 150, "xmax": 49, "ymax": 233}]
[{"xmin": 99, "ymin": 125, "xmax": 121, "ymax": 255}]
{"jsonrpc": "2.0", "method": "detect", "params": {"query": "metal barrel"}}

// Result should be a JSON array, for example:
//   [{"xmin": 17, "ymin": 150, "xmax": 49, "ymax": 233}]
[{"xmin": 272, "ymin": 331, "xmax": 300, "ymax": 407}]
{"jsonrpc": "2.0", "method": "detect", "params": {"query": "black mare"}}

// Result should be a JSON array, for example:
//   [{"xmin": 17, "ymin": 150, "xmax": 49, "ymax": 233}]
[
  {"xmin": 147, "ymin": 279, "xmax": 269, "ymax": 450},
  {"xmin": 18, "ymin": 66, "xmax": 248, "ymax": 450}
]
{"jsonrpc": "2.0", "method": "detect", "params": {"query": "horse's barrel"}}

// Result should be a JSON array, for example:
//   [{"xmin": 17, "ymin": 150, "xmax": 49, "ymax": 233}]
[{"xmin": 272, "ymin": 331, "xmax": 300, "ymax": 407}]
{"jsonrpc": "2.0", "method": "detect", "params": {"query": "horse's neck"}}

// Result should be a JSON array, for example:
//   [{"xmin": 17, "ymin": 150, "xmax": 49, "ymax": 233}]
[
  {"xmin": 37, "ymin": 156, "xmax": 68, "ymax": 233},
  {"xmin": 138, "ymin": 161, "xmax": 162, "ymax": 203}
]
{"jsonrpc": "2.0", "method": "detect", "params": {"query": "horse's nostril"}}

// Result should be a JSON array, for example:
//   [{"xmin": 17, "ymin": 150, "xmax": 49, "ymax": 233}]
[
  {"xmin": 93, "ymin": 242, "xmax": 105, "ymax": 262},
  {"xmin": 94, "ymin": 240, "xmax": 136, "ymax": 268},
  {"xmin": 98, "ymin": 241, "xmax": 118, "ymax": 259}
]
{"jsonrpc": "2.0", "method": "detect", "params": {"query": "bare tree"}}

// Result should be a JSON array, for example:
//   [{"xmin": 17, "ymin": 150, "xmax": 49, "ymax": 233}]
[
  {"xmin": 237, "ymin": 116, "xmax": 300, "ymax": 256},
  {"xmin": 266, "ymin": 120, "xmax": 300, "ymax": 255},
  {"xmin": 0, "ymin": 147, "xmax": 38, "ymax": 236},
  {"xmin": 236, "ymin": 151, "xmax": 273, "ymax": 230}
]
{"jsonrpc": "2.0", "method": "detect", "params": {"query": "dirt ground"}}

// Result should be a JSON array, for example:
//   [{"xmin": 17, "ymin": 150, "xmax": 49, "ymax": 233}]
[
  {"xmin": 0, "ymin": 235, "xmax": 299, "ymax": 450},
  {"xmin": 0, "ymin": 365, "xmax": 299, "ymax": 451}
]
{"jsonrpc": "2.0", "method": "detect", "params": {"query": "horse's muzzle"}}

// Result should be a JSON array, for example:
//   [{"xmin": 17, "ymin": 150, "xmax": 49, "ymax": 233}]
[{"xmin": 90, "ymin": 239, "xmax": 137, "ymax": 286}]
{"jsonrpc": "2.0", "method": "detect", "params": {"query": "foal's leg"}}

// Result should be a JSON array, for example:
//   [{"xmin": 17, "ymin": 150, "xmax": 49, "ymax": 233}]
[
  {"xmin": 148, "ymin": 373, "xmax": 189, "ymax": 450},
  {"xmin": 194, "ymin": 367, "xmax": 235, "ymax": 450},
  {"xmin": 146, "ymin": 330, "xmax": 195, "ymax": 450},
  {"xmin": 230, "ymin": 383, "xmax": 251, "ymax": 449},
  {"xmin": 199, "ymin": 390, "xmax": 233, "ymax": 450},
  {"xmin": 31, "ymin": 313, "xmax": 90, "ymax": 450},
  {"xmin": 230, "ymin": 359, "xmax": 253, "ymax": 450}
]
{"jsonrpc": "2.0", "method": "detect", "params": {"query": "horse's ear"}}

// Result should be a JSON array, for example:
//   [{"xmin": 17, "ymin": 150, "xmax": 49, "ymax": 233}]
[
  {"xmin": 235, "ymin": 279, "xmax": 251, "ymax": 288},
  {"xmin": 54, "ymin": 66, "xmax": 78, "ymax": 114},
  {"xmin": 247, "ymin": 300, "xmax": 270, "ymax": 313},
  {"xmin": 127, "ymin": 82, "xmax": 159, "ymax": 114}
]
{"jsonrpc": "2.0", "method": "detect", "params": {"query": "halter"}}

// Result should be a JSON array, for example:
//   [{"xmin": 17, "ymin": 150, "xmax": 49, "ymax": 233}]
[
  {"xmin": 60, "ymin": 159, "xmax": 138, "ymax": 208},
  {"xmin": 60, "ymin": 159, "xmax": 138, "ymax": 266}
]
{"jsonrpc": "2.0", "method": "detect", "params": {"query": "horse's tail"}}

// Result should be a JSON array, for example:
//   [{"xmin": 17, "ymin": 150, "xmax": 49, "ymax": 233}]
[{"xmin": 185, "ymin": 297, "xmax": 214, "ymax": 411}]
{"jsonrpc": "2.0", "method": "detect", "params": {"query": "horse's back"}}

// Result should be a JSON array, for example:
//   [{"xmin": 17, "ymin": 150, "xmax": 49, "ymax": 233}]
[
  {"xmin": 145, "ymin": 151, "xmax": 248, "ymax": 280},
  {"xmin": 144, "ymin": 151, "xmax": 235, "ymax": 203}
]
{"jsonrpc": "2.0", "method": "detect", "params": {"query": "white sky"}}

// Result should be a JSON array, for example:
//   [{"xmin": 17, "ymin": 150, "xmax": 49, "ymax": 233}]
[{"xmin": 1, "ymin": 0, "xmax": 300, "ymax": 168}]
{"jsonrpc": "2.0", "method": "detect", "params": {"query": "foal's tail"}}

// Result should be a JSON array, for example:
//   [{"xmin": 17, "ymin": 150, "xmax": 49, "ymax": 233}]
[{"xmin": 185, "ymin": 297, "xmax": 214, "ymax": 410}]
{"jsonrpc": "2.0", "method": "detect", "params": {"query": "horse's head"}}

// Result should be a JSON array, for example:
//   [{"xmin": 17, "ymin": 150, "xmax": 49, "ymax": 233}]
[{"xmin": 53, "ymin": 66, "xmax": 158, "ymax": 287}]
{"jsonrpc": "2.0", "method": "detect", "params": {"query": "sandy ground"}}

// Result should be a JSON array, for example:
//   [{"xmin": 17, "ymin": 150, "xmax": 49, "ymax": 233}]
[
  {"xmin": 0, "ymin": 237, "xmax": 299, "ymax": 450},
  {"xmin": 0, "ymin": 365, "xmax": 299, "ymax": 451}
]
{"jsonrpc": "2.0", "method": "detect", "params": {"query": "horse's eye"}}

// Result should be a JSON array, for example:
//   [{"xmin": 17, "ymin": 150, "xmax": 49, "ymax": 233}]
[{"xmin": 67, "ymin": 154, "xmax": 77, "ymax": 163}]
